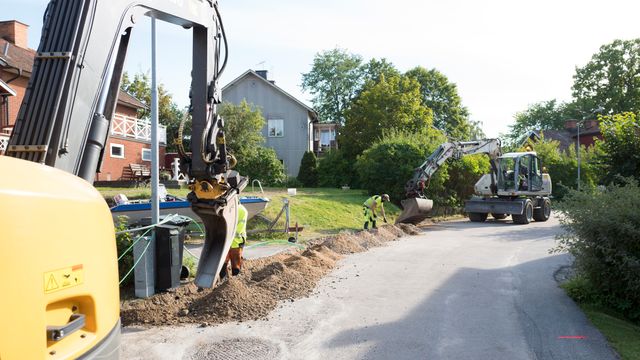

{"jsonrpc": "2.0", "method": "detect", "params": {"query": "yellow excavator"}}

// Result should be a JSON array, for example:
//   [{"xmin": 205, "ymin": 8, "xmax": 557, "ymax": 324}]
[
  {"xmin": 0, "ymin": 1, "xmax": 242, "ymax": 358},
  {"xmin": 397, "ymin": 139, "xmax": 552, "ymax": 225}
]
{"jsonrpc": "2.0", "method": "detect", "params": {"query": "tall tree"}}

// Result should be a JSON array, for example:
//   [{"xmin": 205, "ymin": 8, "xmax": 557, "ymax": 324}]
[
  {"xmin": 597, "ymin": 112, "xmax": 640, "ymax": 184},
  {"xmin": 572, "ymin": 39, "xmax": 640, "ymax": 115},
  {"xmin": 361, "ymin": 58, "xmax": 400, "ymax": 84},
  {"xmin": 405, "ymin": 67, "xmax": 471, "ymax": 139},
  {"xmin": 301, "ymin": 48, "xmax": 364, "ymax": 124},
  {"xmin": 340, "ymin": 75, "xmax": 433, "ymax": 159}
]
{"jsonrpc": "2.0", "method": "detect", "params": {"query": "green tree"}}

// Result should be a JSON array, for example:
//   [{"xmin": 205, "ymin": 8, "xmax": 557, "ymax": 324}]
[
  {"xmin": 405, "ymin": 67, "xmax": 471, "ymax": 139},
  {"xmin": 297, "ymin": 151, "xmax": 319, "ymax": 187},
  {"xmin": 572, "ymin": 39, "xmax": 640, "ymax": 115},
  {"xmin": 506, "ymin": 99, "xmax": 581, "ymax": 145},
  {"xmin": 218, "ymin": 101, "xmax": 265, "ymax": 159},
  {"xmin": 597, "ymin": 112, "xmax": 640, "ymax": 183},
  {"xmin": 361, "ymin": 58, "xmax": 400, "ymax": 84},
  {"xmin": 301, "ymin": 48, "xmax": 364, "ymax": 124},
  {"xmin": 341, "ymin": 75, "xmax": 434, "ymax": 159}
]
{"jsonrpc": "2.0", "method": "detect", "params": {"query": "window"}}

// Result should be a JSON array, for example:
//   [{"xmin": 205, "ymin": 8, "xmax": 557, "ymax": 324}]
[
  {"xmin": 268, "ymin": 119, "xmax": 284, "ymax": 137},
  {"xmin": 110, "ymin": 143, "xmax": 124, "ymax": 159},
  {"xmin": 320, "ymin": 130, "xmax": 331, "ymax": 146},
  {"xmin": 141, "ymin": 148, "xmax": 151, "ymax": 162}
]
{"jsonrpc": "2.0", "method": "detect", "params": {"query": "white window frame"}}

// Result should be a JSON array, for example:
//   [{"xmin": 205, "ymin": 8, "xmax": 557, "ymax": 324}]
[
  {"xmin": 268, "ymin": 119, "xmax": 284, "ymax": 137},
  {"xmin": 110, "ymin": 143, "xmax": 125, "ymax": 159},
  {"xmin": 141, "ymin": 148, "xmax": 151, "ymax": 162}
]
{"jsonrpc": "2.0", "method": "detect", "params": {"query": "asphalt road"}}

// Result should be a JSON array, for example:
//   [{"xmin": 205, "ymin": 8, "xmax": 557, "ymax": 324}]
[{"xmin": 122, "ymin": 215, "xmax": 618, "ymax": 360}]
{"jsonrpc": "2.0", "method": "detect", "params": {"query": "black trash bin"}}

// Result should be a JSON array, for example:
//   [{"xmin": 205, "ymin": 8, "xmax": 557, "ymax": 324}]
[{"xmin": 141, "ymin": 215, "xmax": 191, "ymax": 291}]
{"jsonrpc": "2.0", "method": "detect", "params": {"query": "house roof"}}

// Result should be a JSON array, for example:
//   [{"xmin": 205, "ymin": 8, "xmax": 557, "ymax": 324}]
[
  {"xmin": 222, "ymin": 69, "xmax": 318, "ymax": 121},
  {"xmin": 0, "ymin": 38, "xmax": 36, "ymax": 74},
  {"xmin": 0, "ymin": 78, "xmax": 16, "ymax": 96},
  {"xmin": 117, "ymin": 90, "xmax": 147, "ymax": 110}
]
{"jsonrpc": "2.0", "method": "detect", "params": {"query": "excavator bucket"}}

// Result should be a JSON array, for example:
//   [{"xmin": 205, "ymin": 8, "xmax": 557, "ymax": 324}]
[
  {"xmin": 192, "ymin": 194, "xmax": 239, "ymax": 288},
  {"xmin": 396, "ymin": 198, "xmax": 433, "ymax": 224}
]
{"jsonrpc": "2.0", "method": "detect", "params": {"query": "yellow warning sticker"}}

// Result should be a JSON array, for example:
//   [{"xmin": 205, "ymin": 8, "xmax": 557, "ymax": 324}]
[{"xmin": 44, "ymin": 264, "xmax": 84, "ymax": 294}]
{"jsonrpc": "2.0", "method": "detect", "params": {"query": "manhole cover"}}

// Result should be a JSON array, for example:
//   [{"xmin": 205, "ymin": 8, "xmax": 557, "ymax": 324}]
[{"xmin": 184, "ymin": 338, "xmax": 281, "ymax": 360}]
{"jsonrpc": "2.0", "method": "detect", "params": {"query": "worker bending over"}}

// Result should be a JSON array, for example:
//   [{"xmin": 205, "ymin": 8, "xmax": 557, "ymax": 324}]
[
  {"xmin": 363, "ymin": 194, "xmax": 389, "ymax": 229},
  {"xmin": 220, "ymin": 204, "xmax": 248, "ymax": 279}
]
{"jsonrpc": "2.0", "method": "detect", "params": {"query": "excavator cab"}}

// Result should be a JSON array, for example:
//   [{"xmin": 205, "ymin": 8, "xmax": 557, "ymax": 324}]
[{"xmin": 496, "ymin": 153, "xmax": 543, "ymax": 193}]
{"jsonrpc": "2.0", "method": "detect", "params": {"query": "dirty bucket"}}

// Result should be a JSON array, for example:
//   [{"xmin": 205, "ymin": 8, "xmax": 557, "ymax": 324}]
[{"xmin": 395, "ymin": 198, "xmax": 434, "ymax": 224}]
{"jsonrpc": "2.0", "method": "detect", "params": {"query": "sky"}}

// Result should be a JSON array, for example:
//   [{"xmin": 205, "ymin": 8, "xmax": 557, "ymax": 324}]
[{"xmin": 6, "ymin": 0, "xmax": 640, "ymax": 137}]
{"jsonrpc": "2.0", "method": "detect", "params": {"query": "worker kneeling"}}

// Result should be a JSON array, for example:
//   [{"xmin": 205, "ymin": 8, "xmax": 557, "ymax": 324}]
[
  {"xmin": 220, "ymin": 204, "xmax": 248, "ymax": 278},
  {"xmin": 363, "ymin": 194, "xmax": 389, "ymax": 229}
]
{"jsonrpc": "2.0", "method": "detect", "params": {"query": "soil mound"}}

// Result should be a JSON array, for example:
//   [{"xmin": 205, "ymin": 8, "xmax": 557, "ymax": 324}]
[{"xmin": 121, "ymin": 224, "xmax": 417, "ymax": 326}]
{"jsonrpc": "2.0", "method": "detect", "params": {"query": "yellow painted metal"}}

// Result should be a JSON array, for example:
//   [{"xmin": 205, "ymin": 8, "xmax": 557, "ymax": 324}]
[
  {"xmin": 191, "ymin": 179, "xmax": 228, "ymax": 200},
  {"xmin": 0, "ymin": 156, "xmax": 120, "ymax": 359}
]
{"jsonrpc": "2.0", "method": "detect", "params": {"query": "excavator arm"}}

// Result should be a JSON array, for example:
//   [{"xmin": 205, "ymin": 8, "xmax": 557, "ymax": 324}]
[
  {"xmin": 397, "ymin": 139, "xmax": 502, "ymax": 224},
  {"xmin": 7, "ymin": 0, "xmax": 244, "ymax": 288}
]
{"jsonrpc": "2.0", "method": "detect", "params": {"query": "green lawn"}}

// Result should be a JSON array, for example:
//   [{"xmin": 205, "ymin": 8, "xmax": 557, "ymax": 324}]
[
  {"xmin": 97, "ymin": 186, "xmax": 401, "ymax": 241},
  {"xmin": 580, "ymin": 304, "xmax": 640, "ymax": 359}
]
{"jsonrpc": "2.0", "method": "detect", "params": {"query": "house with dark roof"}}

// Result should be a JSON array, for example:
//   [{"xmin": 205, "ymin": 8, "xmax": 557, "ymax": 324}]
[
  {"xmin": 521, "ymin": 119, "xmax": 602, "ymax": 152},
  {"xmin": 222, "ymin": 69, "xmax": 337, "ymax": 177},
  {"xmin": 0, "ymin": 20, "xmax": 166, "ymax": 181}
]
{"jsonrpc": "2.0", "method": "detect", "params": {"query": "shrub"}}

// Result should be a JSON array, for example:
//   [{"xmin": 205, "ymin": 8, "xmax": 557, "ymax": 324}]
[
  {"xmin": 555, "ymin": 179, "xmax": 640, "ymax": 320},
  {"xmin": 297, "ymin": 151, "xmax": 318, "ymax": 187},
  {"xmin": 597, "ymin": 112, "xmax": 640, "ymax": 184},
  {"xmin": 317, "ymin": 149, "xmax": 358, "ymax": 188},
  {"xmin": 236, "ymin": 147, "xmax": 286, "ymax": 186},
  {"xmin": 114, "ymin": 216, "xmax": 134, "ymax": 286},
  {"xmin": 285, "ymin": 176, "xmax": 303, "ymax": 188}
]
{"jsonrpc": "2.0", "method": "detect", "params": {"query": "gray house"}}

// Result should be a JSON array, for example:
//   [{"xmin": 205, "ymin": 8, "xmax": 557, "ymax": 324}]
[{"xmin": 222, "ymin": 70, "xmax": 318, "ymax": 177}]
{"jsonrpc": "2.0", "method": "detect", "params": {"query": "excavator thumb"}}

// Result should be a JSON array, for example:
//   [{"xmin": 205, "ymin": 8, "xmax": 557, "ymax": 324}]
[
  {"xmin": 395, "ymin": 198, "xmax": 433, "ymax": 224},
  {"xmin": 192, "ymin": 194, "xmax": 239, "ymax": 288}
]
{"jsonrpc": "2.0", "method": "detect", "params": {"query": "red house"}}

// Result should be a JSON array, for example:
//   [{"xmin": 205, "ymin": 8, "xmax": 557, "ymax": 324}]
[{"xmin": 0, "ymin": 20, "xmax": 165, "ymax": 182}]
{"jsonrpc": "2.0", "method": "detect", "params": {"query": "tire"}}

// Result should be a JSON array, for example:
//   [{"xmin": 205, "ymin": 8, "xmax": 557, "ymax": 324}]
[
  {"xmin": 512, "ymin": 200, "xmax": 534, "ymax": 224},
  {"xmin": 468, "ymin": 212, "xmax": 488, "ymax": 222},
  {"xmin": 491, "ymin": 213, "xmax": 507, "ymax": 220},
  {"xmin": 533, "ymin": 198, "xmax": 551, "ymax": 222}
]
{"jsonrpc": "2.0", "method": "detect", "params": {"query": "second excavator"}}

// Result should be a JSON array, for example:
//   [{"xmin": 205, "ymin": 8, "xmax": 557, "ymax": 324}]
[{"xmin": 397, "ymin": 139, "xmax": 552, "ymax": 225}]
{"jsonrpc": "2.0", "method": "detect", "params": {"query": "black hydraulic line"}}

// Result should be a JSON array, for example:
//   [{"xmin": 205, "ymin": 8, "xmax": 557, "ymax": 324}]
[{"xmin": 213, "ymin": 2, "xmax": 228, "ymax": 77}]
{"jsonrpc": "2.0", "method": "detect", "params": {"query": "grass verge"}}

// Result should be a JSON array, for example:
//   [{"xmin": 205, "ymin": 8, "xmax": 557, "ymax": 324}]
[{"xmin": 561, "ymin": 278, "xmax": 640, "ymax": 359}]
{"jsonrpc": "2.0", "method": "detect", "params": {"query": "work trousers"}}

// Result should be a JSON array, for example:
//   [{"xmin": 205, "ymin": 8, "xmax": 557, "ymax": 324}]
[{"xmin": 363, "ymin": 206, "xmax": 377, "ymax": 229}]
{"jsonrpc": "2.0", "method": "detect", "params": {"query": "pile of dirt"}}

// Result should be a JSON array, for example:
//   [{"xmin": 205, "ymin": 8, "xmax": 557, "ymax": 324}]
[
  {"xmin": 396, "ymin": 223, "xmax": 422, "ymax": 235},
  {"xmin": 120, "ymin": 224, "xmax": 418, "ymax": 326}
]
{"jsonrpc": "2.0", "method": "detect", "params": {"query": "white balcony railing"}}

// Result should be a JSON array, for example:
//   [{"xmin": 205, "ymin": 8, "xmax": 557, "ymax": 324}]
[
  {"xmin": 0, "ymin": 133, "xmax": 9, "ymax": 154},
  {"xmin": 111, "ymin": 114, "xmax": 166, "ymax": 144}
]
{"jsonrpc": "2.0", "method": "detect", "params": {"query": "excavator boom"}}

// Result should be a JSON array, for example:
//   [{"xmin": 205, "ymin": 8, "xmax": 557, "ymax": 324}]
[{"xmin": 396, "ymin": 139, "xmax": 502, "ymax": 224}]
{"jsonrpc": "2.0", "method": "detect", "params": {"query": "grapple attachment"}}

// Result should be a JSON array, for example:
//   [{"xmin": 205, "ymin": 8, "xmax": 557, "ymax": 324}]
[
  {"xmin": 395, "ymin": 197, "xmax": 433, "ymax": 224},
  {"xmin": 192, "ymin": 194, "xmax": 239, "ymax": 288}
]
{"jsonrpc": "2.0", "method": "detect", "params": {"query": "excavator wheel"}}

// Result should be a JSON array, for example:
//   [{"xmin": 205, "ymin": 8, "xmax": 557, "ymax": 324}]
[
  {"xmin": 468, "ymin": 212, "xmax": 488, "ymax": 222},
  {"xmin": 512, "ymin": 200, "xmax": 534, "ymax": 224},
  {"xmin": 491, "ymin": 213, "xmax": 507, "ymax": 220},
  {"xmin": 533, "ymin": 198, "xmax": 551, "ymax": 222}
]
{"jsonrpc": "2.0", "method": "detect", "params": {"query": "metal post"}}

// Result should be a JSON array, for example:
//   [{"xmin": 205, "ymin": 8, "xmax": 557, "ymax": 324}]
[
  {"xmin": 577, "ymin": 121, "xmax": 581, "ymax": 192},
  {"xmin": 135, "ymin": 17, "xmax": 159, "ymax": 298}
]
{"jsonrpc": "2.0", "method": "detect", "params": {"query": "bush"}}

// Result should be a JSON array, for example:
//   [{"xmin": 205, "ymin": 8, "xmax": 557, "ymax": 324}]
[
  {"xmin": 355, "ymin": 130, "xmax": 447, "ymax": 204},
  {"xmin": 285, "ymin": 176, "xmax": 303, "ymax": 188},
  {"xmin": 114, "ymin": 216, "xmax": 133, "ymax": 286},
  {"xmin": 297, "ymin": 151, "xmax": 318, "ymax": 187},
  {"xmin": 597, "ymin": 112, "xmax": 640, "ymax": 184},
  {"xmin": 236, "ymin": 147, "xmax": 286, "ymax": 186},
  {"xmin": 555, "ymin": 179, "xmax": 640, "ymax": 320},
  {"xmin": 317, "ymin": 149, "xmax": 359, "ymax": 188}
]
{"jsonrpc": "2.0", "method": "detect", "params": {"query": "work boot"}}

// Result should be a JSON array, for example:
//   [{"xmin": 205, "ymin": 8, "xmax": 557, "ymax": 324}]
[
  {"xmin": 219, "ymin": 264, "xmax": 228, "ymax": 280},
  {"xmin": 364, "ymin": 222, "xmax": 369, "ymax": 230},
  {"xmin": 372, "ymin": 220, "xmax": 377, "ymax": 229},
  {"xmin": 231, "ymin": 268, "xmax": 241, "ymax": 276}
]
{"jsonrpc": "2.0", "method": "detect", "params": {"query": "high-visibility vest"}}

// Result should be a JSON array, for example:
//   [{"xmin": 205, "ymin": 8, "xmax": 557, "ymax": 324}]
[
  {"xmin": 364, "ymin": 195, "xmax": 382, "ymax": 209},
  {"xmin": 231, "ymin": 204, "xmax": 248, "ymax": 249}
]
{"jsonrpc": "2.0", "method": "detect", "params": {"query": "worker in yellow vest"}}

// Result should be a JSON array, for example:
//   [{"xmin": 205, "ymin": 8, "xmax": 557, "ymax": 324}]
[
  {"xmin": 220, "ymin": 204, "xmax": 248, "ymax": 278},
  {"xmin": 363, "ymin": 194, "xmax": 389, "ymax": 229}
]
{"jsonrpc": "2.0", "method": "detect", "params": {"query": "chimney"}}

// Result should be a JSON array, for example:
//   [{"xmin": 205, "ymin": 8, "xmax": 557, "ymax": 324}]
[
  {"xmin": 0, "ymin": 20, "xmax": 29, "ymax": 48},
  {"xmin": 255, "ymin": 70, "xmax": 268, "ymax": 80}
]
